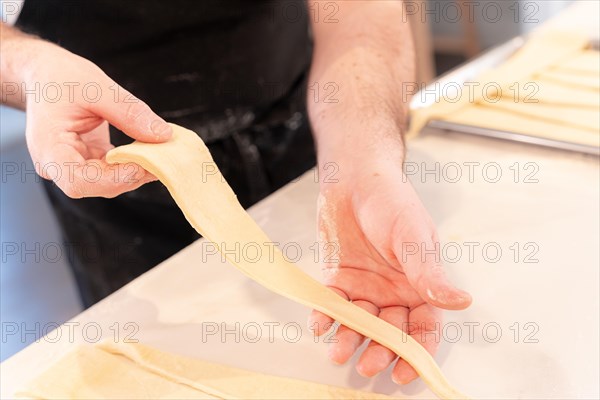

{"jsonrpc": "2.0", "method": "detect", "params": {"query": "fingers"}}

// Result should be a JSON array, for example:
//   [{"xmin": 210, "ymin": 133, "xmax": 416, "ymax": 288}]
[
  {"xmin": 36, "ymin": 142, "xmax": 155, "ymax": 198},
  {"xmin": 394, "ymin": 228, "xmax": 472, "ymax": 310},
  {"xmin": 312, "ymin": 291, "xmax": 443, "ymax": 386},
  {"xmin": 27, "ymin": 121, "xmax": 155, "ymax": 198},
  {"xmin": 87, "ymin": 75, "xmax": 172, "ymax": 143},
  {"xmin": 392, "ymin": 303, "xmax": 442, "ymax": 385},
  {"xmin": 355, "ymin": 306, "xmax": 408, "ymax": 377},
  {"xmin": 328, "ymin": 300, "xmax": 379, "ymax": 365},
  {"xmin": 308, "ymin": 287, "xmax": 348, "ymax": 336},
  {"xmin": 308, "ymin": 310, "xmax": 334, "ymax": 337}
]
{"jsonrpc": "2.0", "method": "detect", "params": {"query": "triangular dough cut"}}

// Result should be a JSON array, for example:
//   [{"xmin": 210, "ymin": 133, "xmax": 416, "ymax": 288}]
[{"xmin": 15, "ymin": 342, "xmax": 396, "ymax": 400}]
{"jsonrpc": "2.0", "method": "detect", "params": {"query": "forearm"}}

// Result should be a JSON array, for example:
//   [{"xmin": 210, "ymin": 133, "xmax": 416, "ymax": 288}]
[
  {"xmin": 0, "ymin": 22, "xmax": 50, "ymax": 109},
  {"xmin": 307, "ymin": 1, "xmax": 415, "ymax": 172}
]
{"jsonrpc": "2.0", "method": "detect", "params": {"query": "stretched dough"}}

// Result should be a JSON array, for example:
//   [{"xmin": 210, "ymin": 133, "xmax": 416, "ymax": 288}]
[
  {"xmin": 16, "ymin": 342, "xmax": 395, "ymax": 399},
  {"xmin": 106, "ymin": 124, "xmax": 468, "ymax": 399}
]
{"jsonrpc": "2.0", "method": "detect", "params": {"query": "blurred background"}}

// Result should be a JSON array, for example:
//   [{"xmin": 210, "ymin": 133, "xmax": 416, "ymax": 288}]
[{"xmin": 0, "ymin": 0, "xmax": 579, "ymax": 361}]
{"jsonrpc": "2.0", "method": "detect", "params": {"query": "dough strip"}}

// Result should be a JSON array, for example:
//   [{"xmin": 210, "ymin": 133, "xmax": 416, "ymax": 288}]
[{"xmin": 107, "ymin": 124, "xmax": 468, "ymax": 399}]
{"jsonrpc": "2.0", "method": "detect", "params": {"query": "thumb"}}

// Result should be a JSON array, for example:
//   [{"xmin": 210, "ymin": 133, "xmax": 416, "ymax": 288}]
[
  {"xmin": 89, "ymin": 77, "xmax": 172, "ymax": 143},
  {"xmin": 394, "ymin": 233, "xmax": 472, "ymax": 310}
]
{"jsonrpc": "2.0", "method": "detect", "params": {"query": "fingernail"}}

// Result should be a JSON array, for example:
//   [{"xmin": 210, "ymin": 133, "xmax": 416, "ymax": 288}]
[
  {"xmin": 307, "ymin": 316, "xmax": 319, "ymax": 333},
  {"xmin": 356, "ymin": 365, "xmax": 369, "ymax": 378},
  {"xmin": 449, "ymin": 289, "xmax": 472, "ymax": 307},
  {"xmin": 327, "ymin": 347, "xmax": 343, "ymax": 365},
  {"xmin": 426, "ymin": 288, "xmax": 438, "ymax": 302},
  {"xmin": 392, "ymin": 375, "xmax": 407, "ymax": 385},
  {"xmin": 151, "ymin": 119, "xmax": 172, "ymax": 139}
]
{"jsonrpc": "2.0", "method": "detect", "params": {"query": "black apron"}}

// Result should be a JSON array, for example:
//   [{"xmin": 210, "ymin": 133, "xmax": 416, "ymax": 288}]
[{"xmin": 16, "ymin": 0, "xmax": 316, "ymax": 307}]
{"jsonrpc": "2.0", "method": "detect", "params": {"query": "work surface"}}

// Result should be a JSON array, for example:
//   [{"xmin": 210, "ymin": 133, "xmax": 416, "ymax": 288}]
[{"xmin": 2, "ymin": 130, "xmax": 599, "ymax": 399}]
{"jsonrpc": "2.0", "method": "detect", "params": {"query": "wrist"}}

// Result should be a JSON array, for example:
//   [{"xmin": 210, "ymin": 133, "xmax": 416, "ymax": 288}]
[
  {"xmin": 317, "ymin": 137, "xmax": 405, "ymax": 192},
  {"xmin": 1, "ymin": 26, "xmax": 42, "ymax": 82},
  {"xmin": 0, "ymin": 26, "xmax": 62, "ymax": 107},
  {"xmin": 311, "ymin": 104, "xmax": 407, "ymax": 163}
]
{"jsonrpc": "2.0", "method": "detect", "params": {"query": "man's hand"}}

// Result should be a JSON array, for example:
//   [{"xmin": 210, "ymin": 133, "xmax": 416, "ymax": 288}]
[
  {"xmin": 0, "ymin": 23, "xmax": 171, "ymax": 198},
  {"xmin": 308, "ymin": 158, "xmax": 472, "ymax": 384},
  {"xmin": 306, "ymin": 0, "xmax": 471, "ymax": 384}
]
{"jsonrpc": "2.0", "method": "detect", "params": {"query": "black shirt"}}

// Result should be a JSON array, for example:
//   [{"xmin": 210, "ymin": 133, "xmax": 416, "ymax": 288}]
[
  {"xmin": 15, "ymin": 0, "xmax": 317, "ymax": 306},
  {"xmin": 16, "ymin": 0, "xmax": 312, "ymax": 143}
]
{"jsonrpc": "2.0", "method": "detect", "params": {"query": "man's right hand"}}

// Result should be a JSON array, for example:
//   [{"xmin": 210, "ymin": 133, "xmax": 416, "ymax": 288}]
[{"xmin": 0, "ymin": 23, "xmax": 171, "ymax": 198}]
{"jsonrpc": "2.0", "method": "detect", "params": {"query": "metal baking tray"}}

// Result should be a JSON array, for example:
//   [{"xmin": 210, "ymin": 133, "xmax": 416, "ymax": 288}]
[{"xmin": 410, "ymin": 36, "xmax": 600, "ymax": 156}]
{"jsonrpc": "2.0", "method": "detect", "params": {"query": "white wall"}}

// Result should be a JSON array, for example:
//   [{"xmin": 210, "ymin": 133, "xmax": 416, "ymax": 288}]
[{"xmin": 429, "ymin": 0, "xmax": 574, "ymax": 50}]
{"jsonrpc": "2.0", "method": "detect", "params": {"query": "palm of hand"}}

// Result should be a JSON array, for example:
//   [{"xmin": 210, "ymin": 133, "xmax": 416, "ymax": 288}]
[{"xmin": 310, "ymin": 168, "xmax": 471, "ymax": 384}]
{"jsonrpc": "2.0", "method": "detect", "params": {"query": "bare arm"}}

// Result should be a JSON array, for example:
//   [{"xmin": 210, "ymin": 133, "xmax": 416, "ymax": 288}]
[
  {"xmin": 306, "ymin": 1, "xmax": 471, "ymax": 385},
  {"xmin": 0, "ymin": 22, "xmax": 44, "ymax": 109},
  {"xmin": 307, "ymin": 0, "xmax": 415, "ymax": 172}
]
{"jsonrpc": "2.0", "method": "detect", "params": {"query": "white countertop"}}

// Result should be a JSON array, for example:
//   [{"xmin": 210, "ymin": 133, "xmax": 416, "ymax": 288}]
[{"xmin": 2, "ymin": 128, "xmax": 598, "ymax": 399}]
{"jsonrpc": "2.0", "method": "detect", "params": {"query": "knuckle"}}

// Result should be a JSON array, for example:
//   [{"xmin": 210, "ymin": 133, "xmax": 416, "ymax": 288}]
[
  {"xmin": 58, "ymin": 176, "xmax": 87, "ymax": 199},
  {"xmin": 33, "ymin": 159, "xmax": 51, "ymax": 180},
  {"xmin": 33, "ymin": 155, "xmax": 63, "ymax": 182},
  {"xmin": 124, "ymin": 98, "xmax": 150, "ymax": 125}
]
